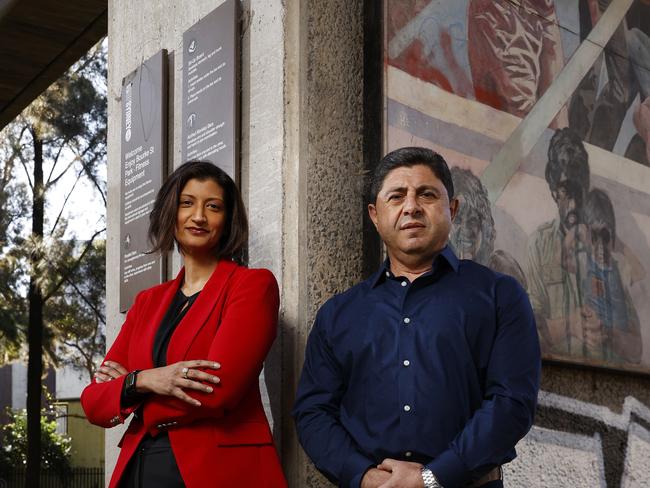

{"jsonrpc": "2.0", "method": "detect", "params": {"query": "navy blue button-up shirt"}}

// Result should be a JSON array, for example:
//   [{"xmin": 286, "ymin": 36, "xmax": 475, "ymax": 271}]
[{"xmin": 293, "ymin": 247, "xmax": 541, "ymax": 488}]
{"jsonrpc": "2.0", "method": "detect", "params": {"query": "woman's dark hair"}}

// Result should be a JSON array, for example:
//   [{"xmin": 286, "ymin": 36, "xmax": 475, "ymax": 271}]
[
  {"xmin": 148, "ymin": 161, "xmax": 248, "ymax": 264},
  {"xmin": 368, "ymin": 147, "xmax": 454, "ymax": 203}
]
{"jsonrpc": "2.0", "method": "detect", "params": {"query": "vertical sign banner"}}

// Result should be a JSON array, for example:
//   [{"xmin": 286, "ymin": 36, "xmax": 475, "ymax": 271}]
[
  {"xmin": 120, "ymin": 50, "xmax": 168, "ymax": 312},
  {"xmin": 182, "ymin": 0, "xmax": 239, "ymax": 181}
]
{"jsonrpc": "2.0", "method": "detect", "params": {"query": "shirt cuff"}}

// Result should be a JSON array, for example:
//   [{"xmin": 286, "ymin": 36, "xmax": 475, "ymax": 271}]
[
  {"xmin": 426, "ymin": 449, "xmax": 469, "ymax": 488},
  {"xmin": 340, "ymin": 450, "xmax": 375, "ymax": 488}
]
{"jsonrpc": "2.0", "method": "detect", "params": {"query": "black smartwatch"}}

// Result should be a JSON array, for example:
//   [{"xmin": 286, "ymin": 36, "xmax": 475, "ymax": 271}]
[{"xmin": 124, "ymin": 370, "xmax": 142, "ymax": 397}]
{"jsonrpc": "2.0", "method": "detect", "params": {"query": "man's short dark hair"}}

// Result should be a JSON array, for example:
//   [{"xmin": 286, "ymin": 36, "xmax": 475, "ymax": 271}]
[
  {"xmin": 369, "ymin": 147, "xmax": 454, "ymax": 203},
  {"xmin": 148, "ymin": 161, "xmax": 249, "ymax": 265},
  {"xmin": 545, "ymin": 128, "xmax": 590, "ymax": 196}
]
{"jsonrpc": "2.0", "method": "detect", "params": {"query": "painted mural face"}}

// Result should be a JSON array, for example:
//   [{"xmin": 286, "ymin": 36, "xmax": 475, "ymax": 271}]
[
  {"xmin": 368, "ymin": 164, "xmax": 458, "ymax": 260},
  {"xmin": 553, "ymin": 180, "xmax": 582, "ymax": 232},
  {"xmin": 449, "ymin": 167, "xmax": 495, "ymax": 264},
  {"xmin": 385, "ymin": 0, "xmax": 649, "ymax": 372},
  {"xmin": 451, "ymin": 202, "xmax": 483, "ymax": 259}
]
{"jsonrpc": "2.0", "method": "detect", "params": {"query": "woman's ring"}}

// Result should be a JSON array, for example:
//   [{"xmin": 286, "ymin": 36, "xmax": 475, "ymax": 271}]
[{"xmin": 182, "ymin": 367, "xmax": 189, "ymax": 379}]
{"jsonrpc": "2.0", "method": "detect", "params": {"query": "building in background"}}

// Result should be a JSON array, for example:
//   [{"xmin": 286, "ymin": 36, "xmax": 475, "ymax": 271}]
[{"xmin": 0, "ymin": 363, "xmax": 104, "ymax": 470}]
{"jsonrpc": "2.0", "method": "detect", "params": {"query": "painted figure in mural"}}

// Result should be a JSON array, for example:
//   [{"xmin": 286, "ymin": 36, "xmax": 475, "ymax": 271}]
[
  {"xmin": 569, "ymin": 0, "xmax": 634, "ymax": 152},
  {"xmin": 627, "ymin": 4, "xmax": 650, "ymax": 166},
  {"xmin": 448, "ymin": 167, "xmax": 495, "ymax": 264},
  {"xmin": 294, "ymin": 147, "xmax": 540, "ymax": 488},
  {"xmin": 449, "ymin": 167, "xmax": 528, "ymax": 289},
  {"xmin": 526, "ymin": 129, "xmax": 642, "ymax": 364},
  {"xmin": 580, "ymin": 189, "xmax": 642, "ymax": 362},
  {"xmin": 386, "ymin": 0, "xmax": 474, "ymax": 98},
  {"xmin": 487, "ymin": 250, "xmax": 528, "ymax": 292},
  {"xmin": 467, "ymin": 0, "xmax": 568, "ymax": 127},
  {"xmin": 526, "ymin": 128, "xmax": 590, "ymax": 356}
]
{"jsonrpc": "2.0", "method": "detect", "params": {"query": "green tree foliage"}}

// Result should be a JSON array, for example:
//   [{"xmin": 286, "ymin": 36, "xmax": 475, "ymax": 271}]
[
  {"xmin": 46, "ymin": 240, "xmax": 106, "ymax": 380},
  {"xmin": 0, "ymin": 403, "xmax": 72, "ymax": 479},
  {"xmin": 0, "ymin": 149, "xmax": 27, "ymax": 362},
  {"xmin": 0, "ymin": 39, "xmax": 107, "ymax": 487}
]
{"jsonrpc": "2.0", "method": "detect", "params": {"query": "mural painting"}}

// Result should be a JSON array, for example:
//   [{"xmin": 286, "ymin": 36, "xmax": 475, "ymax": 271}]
[{"xmin": 385, "ymin": 0, "xmax": 650, "ymax": 373}]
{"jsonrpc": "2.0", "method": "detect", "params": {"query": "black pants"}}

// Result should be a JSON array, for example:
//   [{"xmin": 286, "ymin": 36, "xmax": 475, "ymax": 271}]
[{"xmin": 120, "ymin": 433, "xmax": 185, "ymax": 488}]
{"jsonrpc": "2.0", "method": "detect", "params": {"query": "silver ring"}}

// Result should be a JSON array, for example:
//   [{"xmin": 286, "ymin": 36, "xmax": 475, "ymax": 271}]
[{"xmin": 182, "ymin": 367, "xmax": 189, "ymax": 379}]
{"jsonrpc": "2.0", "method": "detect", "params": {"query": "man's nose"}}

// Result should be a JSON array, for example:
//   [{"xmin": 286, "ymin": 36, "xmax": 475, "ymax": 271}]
[{"xmin": 403, "ymin": 192, "xmax": 422, "ymax": 214}]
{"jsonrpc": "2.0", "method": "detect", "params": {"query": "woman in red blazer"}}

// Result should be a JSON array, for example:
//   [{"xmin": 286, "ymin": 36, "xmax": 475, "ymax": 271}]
[{"xmin": 81, "ymin": 161, "xmax": 287, "ymax": 488}]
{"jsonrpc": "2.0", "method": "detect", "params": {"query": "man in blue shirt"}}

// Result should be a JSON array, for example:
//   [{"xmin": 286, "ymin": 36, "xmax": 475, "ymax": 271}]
[{"xmin": 293, "ymin": 147, "xmax": 541, "ymax": 488}]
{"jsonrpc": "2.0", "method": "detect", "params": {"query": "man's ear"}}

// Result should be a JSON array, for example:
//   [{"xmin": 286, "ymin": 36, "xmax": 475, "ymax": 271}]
[
  {"xmin": 368, "ymin": 203, "xmax": 378, "ymax": 229},
  {"xmin": 449, "ymin": 197, "xmax": 460, "ymax": 222}
]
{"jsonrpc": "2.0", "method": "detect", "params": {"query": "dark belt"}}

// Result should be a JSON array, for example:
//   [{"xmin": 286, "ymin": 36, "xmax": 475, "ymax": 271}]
[{"xmin": 466, "ymin": 466, "xmax": 502, "ymax": 488}]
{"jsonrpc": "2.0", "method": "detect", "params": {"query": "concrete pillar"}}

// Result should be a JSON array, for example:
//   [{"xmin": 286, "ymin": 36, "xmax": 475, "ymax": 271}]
[
  {"xmin": 106, "ymin": 0, "xmax": 366, "ymax": 486},
  {"xmin": 281, "ymin": 0, "xmax": 365, "ymax": 485}
]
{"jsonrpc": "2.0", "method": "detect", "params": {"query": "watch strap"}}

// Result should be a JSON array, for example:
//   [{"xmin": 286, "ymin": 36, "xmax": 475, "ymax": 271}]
[
  {"xmin": 421, "ymin": 467, "xmax": 441, "ymax": 488},
  {"xmin": 124, "ymin": 369, "xmax": 142, "ymax": 396}
]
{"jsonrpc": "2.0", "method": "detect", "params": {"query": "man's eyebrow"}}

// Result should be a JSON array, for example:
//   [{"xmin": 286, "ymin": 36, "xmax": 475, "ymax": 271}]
[
  {"xmin": 382, "ymin": 186, "xmax": 407, "ymax": 194},
  {"xmin": 416, "ymin": 185, "xmax": 439, "ymax": 192}
]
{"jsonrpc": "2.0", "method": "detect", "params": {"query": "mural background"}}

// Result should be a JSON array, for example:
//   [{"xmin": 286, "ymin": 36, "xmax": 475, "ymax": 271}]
[
  {"xmin": 385, "ymin": 0, "xmax": 650, "ymax": 373},
  {"xmin": 385, "ymin": 1, "xmax": 650, "ymax": 486}
]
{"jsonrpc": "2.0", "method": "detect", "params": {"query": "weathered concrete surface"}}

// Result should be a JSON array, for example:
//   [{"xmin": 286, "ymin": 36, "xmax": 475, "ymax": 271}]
[
  {"xmin": 281, "ymin": 0, "xmax": 365, "ymax": 485},
  {"xmin": 106, "ymin": 0, "xmax": 287, "ymax": 482},
  {"xmin": 107, "ymin": 0, "xmax": 366, "ymax": 485}
]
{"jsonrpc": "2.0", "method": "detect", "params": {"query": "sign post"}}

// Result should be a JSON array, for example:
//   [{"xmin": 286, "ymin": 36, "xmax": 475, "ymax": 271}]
[{"xmin": 119, "ymin": 50, "xmax": 168, "ymax": 312}]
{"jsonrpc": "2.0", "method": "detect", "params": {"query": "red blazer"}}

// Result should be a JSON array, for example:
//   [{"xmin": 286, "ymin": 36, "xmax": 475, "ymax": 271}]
[{"xmin": 81, "ymin": 260, "xmax": 287, "ymax": 488}]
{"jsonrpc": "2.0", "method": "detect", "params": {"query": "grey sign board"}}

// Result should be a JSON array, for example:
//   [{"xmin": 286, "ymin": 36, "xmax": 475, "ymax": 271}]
[
  {"xmin": 182, "ymin": 0, "xmax": 239, "ymax": 181},
  {"xmin": 120, "ymin": 50, "xmax": 168, "ymax": 312}
]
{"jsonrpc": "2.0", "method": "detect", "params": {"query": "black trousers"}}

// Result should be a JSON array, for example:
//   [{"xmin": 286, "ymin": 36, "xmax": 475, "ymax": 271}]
[{"xmin": 120, "ymin": 433, "xmax": 185, "ymax": 488}]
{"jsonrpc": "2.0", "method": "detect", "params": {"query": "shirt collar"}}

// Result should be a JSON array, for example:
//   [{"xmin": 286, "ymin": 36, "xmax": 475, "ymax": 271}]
[{"xmin": 370, "ymin": 245, "xmax": 460, "ymax": 288}]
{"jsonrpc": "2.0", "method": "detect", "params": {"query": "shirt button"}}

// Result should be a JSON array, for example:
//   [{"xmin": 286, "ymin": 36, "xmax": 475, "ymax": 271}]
[
  {"xmin": 385, "ymin": 271, "xmax": 390, "ymax": 277},
  {"xmin": 403, "ymin": 317, "xmax": 410, "ymax": 324},
  {"xmin": 403, "ymin": 359, "xmax": 410, "ymax": 367},
  {"xmin": 401, "ymin": 281, "xmax": 407, "ymax": 287},
  {"xmin": 405, "ymin": 451, "xmax": 412, "ymax": 457},
  {"xmin": 403, "ymin": 404, "xmax": 411, "ymax": 412}
]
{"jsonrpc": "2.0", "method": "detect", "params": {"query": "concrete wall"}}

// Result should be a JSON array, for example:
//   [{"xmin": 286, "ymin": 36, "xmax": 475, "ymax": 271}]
[
  {"xmin": 106, "ymin": 0, "xmax": 288, "ymax": 480},
  {"xmin": 106, "ymin": 1, "xmax": 366, "ymax": 486},
  {"xmin": 281, "ymin": 0, "xmax": 365, "ymax": 485},
  {"xmin": 65, "ymin": 400, "xmax": 105, "ymax": 468}
]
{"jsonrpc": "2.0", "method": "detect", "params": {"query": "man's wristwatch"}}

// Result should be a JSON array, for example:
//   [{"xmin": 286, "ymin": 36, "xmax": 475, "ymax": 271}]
[
  {"xmin": 421, "ymin": 467, "xmax": 442, "ymax": 488},
  {"xmin": 124, "ymin": 370, "xmax": 142, "ymax": 396}
]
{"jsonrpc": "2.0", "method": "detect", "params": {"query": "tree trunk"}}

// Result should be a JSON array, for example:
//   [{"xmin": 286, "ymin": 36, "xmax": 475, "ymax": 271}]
[{"xmin": 26, "ymin": 131, "xmax": 44, "ymax": 488}]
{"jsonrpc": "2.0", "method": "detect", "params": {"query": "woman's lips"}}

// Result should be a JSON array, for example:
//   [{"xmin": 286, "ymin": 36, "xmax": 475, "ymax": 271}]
[{"xmin": 187, "ymin": 227, "xmax": 208, "ymax": 234}]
